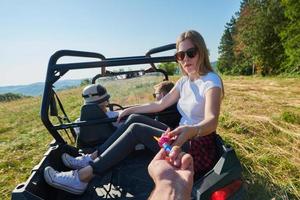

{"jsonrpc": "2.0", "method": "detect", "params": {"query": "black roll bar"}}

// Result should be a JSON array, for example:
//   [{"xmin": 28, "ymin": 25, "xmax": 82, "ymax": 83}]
[
  {"xmin": 145, "ymin": 43, "xmax": 176, "ymax": 71},
  {"xmin": 92, "ymin": 44, "xmax": 177, "ymax": 83}
]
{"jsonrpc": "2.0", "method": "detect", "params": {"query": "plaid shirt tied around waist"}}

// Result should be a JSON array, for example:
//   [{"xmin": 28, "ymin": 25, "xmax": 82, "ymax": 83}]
[{"xmin": 189, "ymin": 132, "xmax": 217, "ymax": 176}]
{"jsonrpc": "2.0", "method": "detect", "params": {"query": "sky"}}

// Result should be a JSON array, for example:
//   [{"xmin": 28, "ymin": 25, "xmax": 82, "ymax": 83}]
[{"xmin": 0, "ymin": 0, "xmax": 241, "ymax": 86}]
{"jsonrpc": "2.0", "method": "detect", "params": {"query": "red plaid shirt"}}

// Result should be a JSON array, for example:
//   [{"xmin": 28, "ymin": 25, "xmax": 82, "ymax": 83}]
[{"xmin": 189, "ymin": 132, "xmax": 217, "ymax": 176}]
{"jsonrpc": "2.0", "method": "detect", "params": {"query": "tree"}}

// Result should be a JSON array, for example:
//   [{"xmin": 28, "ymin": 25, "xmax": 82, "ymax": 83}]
[
  {"xmin": 157, "ymin": 62, "xmax": 178, "ymax": 75},
  {"xmin": 80, "ymin": 79, "xmax": 91, "ymax": 86},
  {"xmin": 280, "ymin": 0, "xmax": 300, "ymax": 74},
  {"xmin": 231, "ymin": 0, "xmax": 286, "ymax": 75},
  {"xmin": 0, "ymin": 93, "xmax": 27, "ymax": 102},
  {"xmin": 218, "ymin": 0, "xmax": 299, "ymax": 76},
  {"xmin": 217, "ymin": 16, "xmax": 236, "ymax": 74}
]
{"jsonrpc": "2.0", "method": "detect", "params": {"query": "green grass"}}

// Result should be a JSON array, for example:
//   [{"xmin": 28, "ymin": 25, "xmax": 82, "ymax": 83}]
[
  {"xmin": 0, "ymin": 75, "xmax": 299, "ymax": 199},
  {"xmin": 280, "ymin": 111, "xmax": 300, "ymax": 124}
]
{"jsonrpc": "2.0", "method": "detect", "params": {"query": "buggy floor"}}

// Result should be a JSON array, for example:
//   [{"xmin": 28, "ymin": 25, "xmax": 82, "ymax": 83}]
[
  {"xmin": 49, "ymin": 149, "xmax": 154, "ymax": 200},
  {"xmin": 12, "ymin": 136, "xmax": 245, "ymax": 200}
]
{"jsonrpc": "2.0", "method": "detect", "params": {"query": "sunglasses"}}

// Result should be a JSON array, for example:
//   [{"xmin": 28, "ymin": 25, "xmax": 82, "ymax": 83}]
[{"xmin": 175, "ymin": 47, "xmax": 197, "ymax": 61}]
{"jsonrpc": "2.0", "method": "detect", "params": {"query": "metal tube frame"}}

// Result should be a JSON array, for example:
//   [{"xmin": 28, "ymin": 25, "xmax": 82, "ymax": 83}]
[{"xmin": 41, "ymin": 44, "xmax": 176, "ymax": 144}]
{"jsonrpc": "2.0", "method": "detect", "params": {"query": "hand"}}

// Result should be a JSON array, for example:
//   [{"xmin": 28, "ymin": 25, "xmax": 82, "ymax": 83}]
[
  {"xmin": 168, "ymin": 125, "xmax": 197, "ymax": 147},
  {"xmin": 157, "ymin": 128, "xmax": 172, "ymax": 147},
  {"xmin": 116, "ymin": 108, "xmax": 130, "ymax": 123},
  {"xmin": 167, "ymin": 126, "xmax": 198, "ymax": 162},
  {"xmin": 148, "ymin": 149, "xmax": 194, "ymax": 200}
]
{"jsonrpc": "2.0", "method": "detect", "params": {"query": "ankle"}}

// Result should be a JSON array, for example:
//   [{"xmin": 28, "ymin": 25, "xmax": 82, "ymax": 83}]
[
  {"xmin": 78, "ymin": 166, "xmax": 94, "ymax": 182},
  {"xmin": 90, "ymin": 150, "xmax": 98, "ymax": 160}
]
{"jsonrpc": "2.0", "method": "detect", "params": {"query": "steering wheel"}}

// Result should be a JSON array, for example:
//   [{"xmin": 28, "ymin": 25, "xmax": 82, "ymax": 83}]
[{"xmin": 108, "ymin": 103, "xmax": 124, "ymax": 111}]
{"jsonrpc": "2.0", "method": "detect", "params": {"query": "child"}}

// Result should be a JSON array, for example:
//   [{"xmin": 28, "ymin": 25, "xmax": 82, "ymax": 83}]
[
  {"xmin": 153, "ymin": 81, "xmax": 181, "ymax": 129},
  {"xmin": 74, "ymin": 84, "xmax": 119, "ymax": 135},
  {"xmin": 153, "ymin": 81, "xmax": 174, "ymax": 101}
]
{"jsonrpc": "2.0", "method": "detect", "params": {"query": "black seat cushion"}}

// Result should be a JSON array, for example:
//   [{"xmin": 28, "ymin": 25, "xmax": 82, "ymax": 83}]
[{"xmin": 156, "ymin": 103, "xmax": 181, "ymax": 129}]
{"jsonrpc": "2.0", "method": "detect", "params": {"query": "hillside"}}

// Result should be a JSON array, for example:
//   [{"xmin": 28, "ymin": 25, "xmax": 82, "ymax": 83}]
[
  {"xmin": 0, "ymin": 79, "xmax": 83, "ymax": 96},
  {"xmin": 0, "ymin": 76, "xmax": 299, "ymax": 199}
]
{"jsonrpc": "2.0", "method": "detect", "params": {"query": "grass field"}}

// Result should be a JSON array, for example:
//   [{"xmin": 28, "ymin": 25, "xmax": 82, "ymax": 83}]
[{"xmin": 0, "ymin": 75, "xmax": 299, "ymax": 199}]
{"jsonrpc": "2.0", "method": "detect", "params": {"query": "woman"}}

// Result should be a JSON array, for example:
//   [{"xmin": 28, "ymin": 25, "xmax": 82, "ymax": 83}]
[{"xmin": 44, "ymin": 30, "xmax": 223, "ymax": 195}]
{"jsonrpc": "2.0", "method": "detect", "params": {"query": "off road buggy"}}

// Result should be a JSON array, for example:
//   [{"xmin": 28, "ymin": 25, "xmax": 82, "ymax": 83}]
[{"xmin": 12, "ymin": 44, "xmax": 244, "ymax": 199}]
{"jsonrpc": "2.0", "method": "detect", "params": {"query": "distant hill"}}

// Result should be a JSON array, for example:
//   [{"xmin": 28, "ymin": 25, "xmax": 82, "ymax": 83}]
[
  {"xmin": 0, "ymin": 62, "xmax": 220, "ymax": 96},
  {"xmin": 0, "ymin": 79, "xmax": 83, "ymax": 96}
]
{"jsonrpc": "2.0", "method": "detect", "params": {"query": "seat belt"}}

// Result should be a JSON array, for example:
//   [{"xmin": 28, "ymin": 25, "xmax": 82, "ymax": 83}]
[{"xmin": 52, "ymin": 88, "xmax": 77, "ymax": 142}]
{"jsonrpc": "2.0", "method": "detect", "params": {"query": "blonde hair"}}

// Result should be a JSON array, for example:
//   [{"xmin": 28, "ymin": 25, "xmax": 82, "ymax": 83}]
[
  {"xmin": 176, "ymin": 30, "xmax": 224, "ymax": 98},
  {"xmin": 176, "ymin": 30, "xmax": 213, "ymax": 76}
]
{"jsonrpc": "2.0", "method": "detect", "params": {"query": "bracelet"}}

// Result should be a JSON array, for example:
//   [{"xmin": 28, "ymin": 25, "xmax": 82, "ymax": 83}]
[
  {"xmin": 197, "ymin": 126, "xmax": 201, "ymax": 136},
  {"xmin": 194, "ymin": 126, "xmax": 201, "ymax": 138}
]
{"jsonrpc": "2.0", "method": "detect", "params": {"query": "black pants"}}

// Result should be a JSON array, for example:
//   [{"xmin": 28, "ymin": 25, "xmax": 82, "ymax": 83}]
[{"xmin": 90, "ymin": 114, "xmax": 169, "ymax": 175}]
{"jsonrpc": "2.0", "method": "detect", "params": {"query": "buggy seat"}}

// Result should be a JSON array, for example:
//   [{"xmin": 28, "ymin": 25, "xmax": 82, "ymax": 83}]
[{"xmin": 76, "ymin": 103, "xmax": 116, "ymax": 150}]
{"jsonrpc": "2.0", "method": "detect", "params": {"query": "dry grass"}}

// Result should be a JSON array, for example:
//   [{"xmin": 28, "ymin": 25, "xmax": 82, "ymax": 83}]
[
  {"xmin": 0, "ymin": 75, "xmax": 299, "ymax": 199},
  {"xmin": 219, "ymin": 76, "xmax": 300, "ymax": 199}
]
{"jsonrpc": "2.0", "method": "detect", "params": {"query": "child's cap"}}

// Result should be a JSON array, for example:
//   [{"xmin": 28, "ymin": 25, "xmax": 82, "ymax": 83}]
[{"xmin": 82, "ymin": 84, "xmax": 110, "ymax": 105}]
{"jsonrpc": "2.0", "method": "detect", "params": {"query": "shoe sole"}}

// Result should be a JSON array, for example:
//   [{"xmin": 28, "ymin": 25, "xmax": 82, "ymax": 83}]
[{"xmin": 43, "ymin": 167, "xmax": 85, "ymax": 195}]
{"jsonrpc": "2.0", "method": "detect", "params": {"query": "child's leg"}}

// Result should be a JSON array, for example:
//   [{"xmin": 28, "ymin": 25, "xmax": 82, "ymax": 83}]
[
  {"xmin": 97, "ymin": 114, "xmax": 168, "ymax": 154},
  {"xmin": 90, "ymin": 122, "xmax": 164, "ymax": 175}
]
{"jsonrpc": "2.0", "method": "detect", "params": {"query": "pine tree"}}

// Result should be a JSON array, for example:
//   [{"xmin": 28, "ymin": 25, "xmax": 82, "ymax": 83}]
[
  {"xmin": 234, "ymin": 0, "xmax": 285, "ymax": 75},
  {"xmin": 231, "ymin": 0, "xmax": 253, "ymax": 75},
  {"xmin": 217, "ymin": 17, "xmax": 236, "ymax": 74},
  {"xmin": 280, "ymin": 0, "xmax": 300, "ymax": 74}
]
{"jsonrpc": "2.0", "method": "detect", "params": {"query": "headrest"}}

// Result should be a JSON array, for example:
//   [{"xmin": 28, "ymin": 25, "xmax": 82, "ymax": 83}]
[{"xmin": 82, "ymin": 84, "xmax": 110, "ymax": 105}]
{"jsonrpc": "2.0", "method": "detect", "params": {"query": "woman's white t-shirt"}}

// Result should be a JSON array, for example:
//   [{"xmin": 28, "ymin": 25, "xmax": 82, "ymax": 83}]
[{"xmin": 175, "ymin": 72, "xmax": 222, "ymax": 126}]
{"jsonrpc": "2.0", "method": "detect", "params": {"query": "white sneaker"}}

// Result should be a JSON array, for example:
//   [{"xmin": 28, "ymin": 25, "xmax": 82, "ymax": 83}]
[
  {"xmin": 62, "ymin": 153, "xmax": 92, "ymax": 169},
  {"xmin": 44, "ymin": 166, "xmax": 88, "ymax": 195}
]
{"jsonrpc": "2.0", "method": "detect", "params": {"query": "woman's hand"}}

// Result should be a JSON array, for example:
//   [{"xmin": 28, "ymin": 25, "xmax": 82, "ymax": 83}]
[
  {"xmin": 168, "ymin": 125, "xmax": 198, "ymax": 147},
  {"xmin": 167, "ymin": 125, "xmax": 198, "ymax": 162}
]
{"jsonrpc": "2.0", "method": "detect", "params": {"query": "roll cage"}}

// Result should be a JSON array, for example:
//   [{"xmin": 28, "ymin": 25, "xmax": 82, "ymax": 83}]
[{"xmin": 41, "ymin": 43, "xmax": 176, "ymax": 144}]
